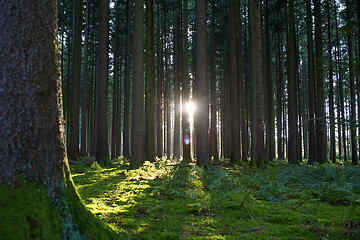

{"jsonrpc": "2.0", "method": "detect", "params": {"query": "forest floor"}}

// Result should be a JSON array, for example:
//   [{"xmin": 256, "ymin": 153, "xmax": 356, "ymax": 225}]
[{"xmin": 70, "ymin": 158, "xmax": 360, "ymax": 240}]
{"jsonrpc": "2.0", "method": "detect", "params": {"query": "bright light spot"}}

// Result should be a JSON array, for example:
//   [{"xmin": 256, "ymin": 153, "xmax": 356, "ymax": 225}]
[{"xmin": 185, "ymin": 101, "xmax": 196, "ymax": 121}]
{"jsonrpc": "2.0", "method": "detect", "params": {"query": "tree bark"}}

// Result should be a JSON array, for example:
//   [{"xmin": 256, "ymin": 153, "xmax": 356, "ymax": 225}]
[
  {"xmin": 131, "ymin": 0, "xmax": 145, "ymax": 167},
  {"xmin": 123, "ymin": 0, "xmax": 131, "ymax": 159},
  {"xmin": 264, "ymin": 0, "xmax": 275, "ymax": 161},
  {"xmin": 195, "ymin": 0, "xmax": 209, "ymax": 167},
  {"xmin": 306, "ymin": 0, "xmax": 316, "ymax": 164},
  {"xmin": 0, "ymin": 1, "xmax": 116, "ymax": 238},
  {"xmin": 249, "ymin": 0, "xmax": 266, "ymax": 167},
  {"xmin": 314, "ymin": 0, "xmax": 327, "ymax": 164},
  {"xmin": 182, "ymin": 0, "xmax": 192, "ymax": 160},
  {"xmin": 111, "ymin": 0, "xmax": 121, "ymax": 159},
  {"xmin": 68, "ymin": 0, "xmax": 82, "ymax": 160},
  {"xmin": 95, "ymin": 0, "xmax": 110, "ymax": 163},
  {"xmin": 229, "ymin": 0, "xmax": 241, "ymax": 164},
  {"xmin": 287, "ymin": 0, "xmax": 298, "ymax": 164},
  {"xmin": 346, "ymin": 0, "xmax": 358, "ymax": 165},
  {"xmin": 80, "ymin": 0, "xmax": 90, "ymax": 157},
  {"xmin": 173, "ymin": 1, "xmax": 181, "ymax": 160},
  {"xmin": 327, "ymin": 0, "xmax": 336, "ymax": 163},
  {"xmin": 145, "ymin": 0, "xmax": 156, "ymax": 161}
]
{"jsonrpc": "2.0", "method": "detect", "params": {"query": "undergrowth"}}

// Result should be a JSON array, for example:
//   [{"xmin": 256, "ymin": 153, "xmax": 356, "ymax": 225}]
[{"xmin": 70, "ymin": 158, "xmax": 360, "ymax": 239}]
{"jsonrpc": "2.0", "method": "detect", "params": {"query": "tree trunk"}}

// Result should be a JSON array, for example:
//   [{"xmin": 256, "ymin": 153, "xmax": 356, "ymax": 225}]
[
  {"xmin": 131, "ymin": 0, "xmax": 145, "ymax": 167},
  {"xmin": 145, "ymin": 0, "xmax": 156, "ymax": 161},
  {"xmin": 195, "ymin": 0, "xmax": 209, "ymax": 167},
  {"xmin": 80, "ymin": 0, "xmax": 90, "ymax": 157},
  {"xmin": 327, "ymin": 0, "xmax": 336, "ymax": 163},
  {"xmin": 68, "ymin": 0, "xmax": 82, "ymax": 160},
  {"xmin": 287, "ymin": 0, "xmax": 298, "ymax": 164},
  {"xmin": 346, "ymin": 0, "xmax": 358, "ymax": 165},
  {"xmin": 157, "ymin": 2, "xmax": 164, "ymax": 157},
  {"xmin": 229, "ymin": 0, "xmax": 241, "ymax": 164},
  {"xmin": 95, "ymin": 0, "xmax": 109, "ymax": 163},
  {"xmin": 0, "ymin": 1, "xmax": 116, "ymax": 238},
  {"xmin": 182, "ymin": 0, "xmax": 192, "ymax": 160},
  {"xmin": 173, "ymin": 1, "xmax": 181, "ymax": 160},
  {"xmin": 249, "ymin": 0, "xmax": 266, "ymax": 167},
  {"xmin": 264, "ymin": 0, "xmax": 275, "ymax": 161},
  {"xmin": 123, "ymin": 0, "xmax": 131, "ymax": 159},
  {"xmin": 306, "ymin": 0, "xmax": 316, "ymax": 164},
  {"xmin": 314, "ymin": 0, "xmax": 327, "ymax": 164},
  {"xmin": 335, "ymin": 6, "xmax": 347, "ymax": 162},
  {"xmin": 276, "ymin": 30, "xmax": 284, "ymax": 160},
  {"xmin": 111, "ymin": 0, "xmax": 121, "ymax": 159}
]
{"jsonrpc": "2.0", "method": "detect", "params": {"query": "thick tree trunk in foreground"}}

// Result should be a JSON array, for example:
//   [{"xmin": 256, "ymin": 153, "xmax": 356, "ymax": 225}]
[{"xmin": 0, "ymin": 1, "xmax": 116, "ymax": 238}]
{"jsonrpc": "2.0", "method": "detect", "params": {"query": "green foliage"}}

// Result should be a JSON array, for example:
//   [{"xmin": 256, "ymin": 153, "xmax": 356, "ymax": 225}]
[{"xmin": 244, "ymin": 163, "xmax": 360, "ymax": 204}]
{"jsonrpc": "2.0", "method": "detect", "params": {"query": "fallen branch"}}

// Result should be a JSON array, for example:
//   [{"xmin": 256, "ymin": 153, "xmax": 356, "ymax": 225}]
[
  {"xmin": 291, "ymin": 200, "xmax": 305, "ymax": 210},
  {"xmin": 307, "ymin": 215, "xmax": 318, "ymax": 225}
]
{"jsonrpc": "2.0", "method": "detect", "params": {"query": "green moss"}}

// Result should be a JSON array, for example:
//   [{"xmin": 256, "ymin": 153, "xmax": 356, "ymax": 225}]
[
  {"xmin": 0, "ymin": 178, "xmax": 61, "ymax": 240},
  {"xmin": 63, "ymin": 161, "xmax": 120, "ymax": 240}
]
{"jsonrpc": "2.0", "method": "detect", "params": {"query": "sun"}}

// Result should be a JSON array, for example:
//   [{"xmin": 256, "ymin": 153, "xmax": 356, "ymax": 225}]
[{"xmin": 185, "ymin": 101, "xmax": 196, "ymax": 121}]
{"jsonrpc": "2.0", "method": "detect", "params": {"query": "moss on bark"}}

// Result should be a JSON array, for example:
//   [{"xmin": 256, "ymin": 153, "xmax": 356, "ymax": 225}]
[{"xmin": 0, "ymin": 162, "xmax": 119, "ymax": 240}]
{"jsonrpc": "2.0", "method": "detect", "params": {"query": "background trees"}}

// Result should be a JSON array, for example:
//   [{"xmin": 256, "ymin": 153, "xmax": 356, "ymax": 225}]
[{"xmin": 58, "ymin": 0, "xmax": 360, "ymax": 166}]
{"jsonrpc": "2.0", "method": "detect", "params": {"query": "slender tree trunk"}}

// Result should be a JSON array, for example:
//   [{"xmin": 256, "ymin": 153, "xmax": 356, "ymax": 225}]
[
  {"xmin": 287, "ymin": 0, "xmax": 298, "ymax": 164},
  {"xmin": 123, "ymin": 0, "xmax": 131, "ymax": 159},
  {"xmin": 249, "ymin": 0, "xmax": 266, "ymax": 167},
  {"xmin": 111, "ymin": 0, "xmax": 120, "ymax": 159},
  {"xmin": 229, "ymin": 0, "xmax": 241, "ymax": 164},
  {"xmin": 80, "ymin": 0, "xmax": 90, "ymax": 157},
  {"xmin": 306, "ymin": 0, "xmax": 316, "ymax": 164},
  {"xmin": 195, "ymin": 0, "xmax": 209, "ymax": 167},
  {"xmin": 346, "ymin": 0, "xmax": 358, "ymax": 165},
  {"xmin": 276, "ymin": 31, "xmax": 284, "ymax": 160},
  {"xmin": 68, "ymin": 0, "xmax": 82, "ymax": 160},
  {"xmin": 157, "ymin": 2, "xmax": 164, "ymax": 157},
  {"xmin": 314, "ymin": 0, "xmax": 327, "ymax": 164},
  {"xmin": 335, "ymin": 6, "xmax": 347, "ymax": 162},
  {"xmin": 264, "ymin": 0, "xmax": 275, "ymax": 161},
  {"xmin": 145, "ymin": 0, "xmax": 156, "ymax": 161},
  {"xmin": 327, "ymin": 0, "xmax": 336, "ymax": 163},
  {"xmin": 95, "ymin": 0, "xmax": 110, "ymax": 163},
  {"xmin": 173, "ymin": 1, "xmax": 181, "ymax": 160},
  {"xmin": 182, "ymin": 0, "xmax": 192, "ymax": 160},
  {"xmin": 131, "ymin": 0, "xmax": 145, "ymax": 167}
]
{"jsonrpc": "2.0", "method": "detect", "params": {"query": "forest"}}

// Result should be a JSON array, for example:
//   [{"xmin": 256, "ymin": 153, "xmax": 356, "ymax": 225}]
[{"xmin": 0, "ymin": 0, "xmax": 360, "ymax": 239}]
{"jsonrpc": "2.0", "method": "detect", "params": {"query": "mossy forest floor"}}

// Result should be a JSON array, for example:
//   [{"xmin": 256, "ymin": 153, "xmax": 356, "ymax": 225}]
[{"xmin": 70, "ymin": 158, "xmax": 360, "ymax": 239}]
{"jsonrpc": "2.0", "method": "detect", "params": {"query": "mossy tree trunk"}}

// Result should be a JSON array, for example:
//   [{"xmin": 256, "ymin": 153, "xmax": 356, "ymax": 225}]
[{"xmin": 0, "ymin": 0, "xmax": 116, "ymax": 238}]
